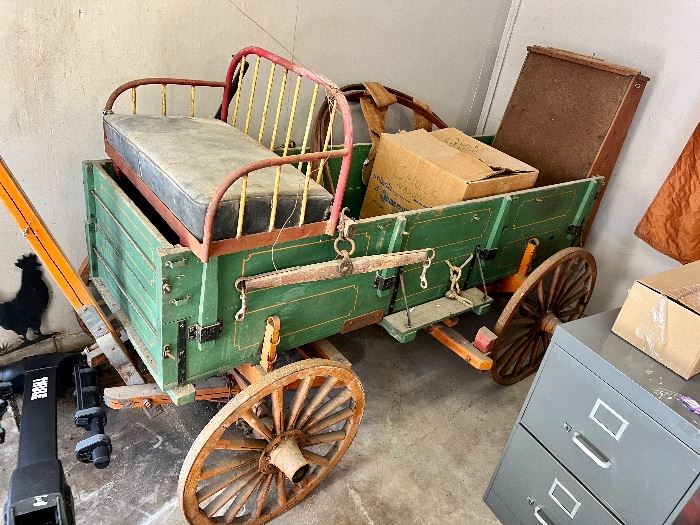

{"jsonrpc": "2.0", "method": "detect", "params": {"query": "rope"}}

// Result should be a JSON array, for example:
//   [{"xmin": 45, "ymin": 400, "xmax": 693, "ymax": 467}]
[{"xmin": 445, "ymin": 255, "xmax": 474, "ymax": 307}]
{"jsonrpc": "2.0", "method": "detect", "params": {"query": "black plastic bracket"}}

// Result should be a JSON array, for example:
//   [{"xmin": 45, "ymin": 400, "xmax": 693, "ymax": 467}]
[
  {"xmin": 73, "ymin": 365, "xmax": 110, "ymax": 469},
  {"xmin": 188, "ymin": 319, "xmax": 223, "ymax": 344},
  {"xmin": 567, "ymin": 224, "xmax": 583, "ymax": 238},
  {"xmin": 476, "ymin": 247, "xmax": 498, "ymax": 261},
  {"xmin": 0, "ymin": 381, "xmax": 12, "ymax": 445},
  {"xmin": 372, "ymin": 273, "xmax": 396, "ymax": 291},
  {"xmin": 75, "ymin": 434, "xmax": 112, "ymax": 466}
]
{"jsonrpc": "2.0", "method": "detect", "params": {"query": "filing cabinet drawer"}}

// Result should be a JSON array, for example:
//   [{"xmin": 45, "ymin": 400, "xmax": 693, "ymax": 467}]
[
  {"xmin": 521, "ymin": 345, "xmax": 699, "ymax": 525},
  {"xmin": 489, "ymin": 426, "xmax": 621, "ymax": 525}
]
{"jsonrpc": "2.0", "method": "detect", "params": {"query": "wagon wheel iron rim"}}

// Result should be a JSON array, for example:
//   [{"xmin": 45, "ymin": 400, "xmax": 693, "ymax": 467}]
[
  {"xmin": 491, "ymin": 247, "xmax": 596, "ymax": 385},
  {"xmin": 179, "ymin": 358, "xmax": 365, "ymax": 524}
]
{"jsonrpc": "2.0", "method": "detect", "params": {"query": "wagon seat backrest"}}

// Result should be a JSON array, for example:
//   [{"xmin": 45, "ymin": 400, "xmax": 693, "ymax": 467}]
[{"xmin": 103, "ymin": 47, "xmax": 354, "ymax": 263}]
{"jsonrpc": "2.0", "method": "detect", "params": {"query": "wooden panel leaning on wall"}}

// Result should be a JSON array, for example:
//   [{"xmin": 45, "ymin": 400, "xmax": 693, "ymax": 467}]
[{"xmin": 492, "ymin": 45, "xmax": 649, "ymax": 241}]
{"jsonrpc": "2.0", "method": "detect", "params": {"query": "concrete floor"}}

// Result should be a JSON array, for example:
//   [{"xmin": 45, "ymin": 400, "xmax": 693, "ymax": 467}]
[{"xmin": 0, "ymin": 303, "xmax": 532, "ymax": 524}]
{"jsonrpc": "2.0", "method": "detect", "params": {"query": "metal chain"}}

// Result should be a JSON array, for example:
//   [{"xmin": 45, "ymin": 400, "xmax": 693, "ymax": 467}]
[{"xmin": 444, "ymin": 254, "xmax": 474, "ymax": 307}]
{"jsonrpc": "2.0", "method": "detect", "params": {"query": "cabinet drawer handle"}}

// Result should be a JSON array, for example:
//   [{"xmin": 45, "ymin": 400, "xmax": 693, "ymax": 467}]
[
  {"xmin": 534, "ymin": 505, "xmax": 555, "ymax": 525},
  {"xmin": 572, "ymin": 431, "xmax": 611, "ymax": 469}
]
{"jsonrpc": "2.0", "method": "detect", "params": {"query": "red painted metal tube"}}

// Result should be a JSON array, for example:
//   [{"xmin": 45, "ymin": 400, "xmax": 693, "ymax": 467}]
[
  {"xmin": 213, "ymin": 46, "xmax": 354, "ymax": 253},
  {"xmin": 201, "ymin": 148, "xmax": 349, "ymax": 262},
  {"xmin": 104, "ymin": 78, "xmax": 227, "ymax": 112}
]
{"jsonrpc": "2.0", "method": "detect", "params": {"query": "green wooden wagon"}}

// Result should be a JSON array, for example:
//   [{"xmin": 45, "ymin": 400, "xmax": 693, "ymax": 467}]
[{"xmin": 82, "ymin": 47, "xmax": 601, "ymax": 524}]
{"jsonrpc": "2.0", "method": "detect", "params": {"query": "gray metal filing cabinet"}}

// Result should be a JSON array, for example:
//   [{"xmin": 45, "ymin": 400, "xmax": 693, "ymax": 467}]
[{"xmin": 485, "ymin": 310, "xmax": 700, "ymax": 524}]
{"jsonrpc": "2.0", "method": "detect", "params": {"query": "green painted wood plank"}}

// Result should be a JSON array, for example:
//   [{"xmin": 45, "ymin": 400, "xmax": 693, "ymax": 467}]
[
  {"xmin": 93, "ymin": 234, "xmax": 158, "ymax": 323},
  {"xmin": 381, "ymin": 288, "xmax": 493, "ymax": 343},
  {"xmin": 89, "ymin": 163, "xmax": 170, "ymax": 256},
  {"xmin": 92, "ymin": 276, "xmax": 163, "ymax": 386},
  {"xmin": 92, "ymin": 256, "xmax": 158, "ymax": 351}
]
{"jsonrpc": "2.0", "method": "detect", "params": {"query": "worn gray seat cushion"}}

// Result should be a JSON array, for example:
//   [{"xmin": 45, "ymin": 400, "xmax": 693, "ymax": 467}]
[{"xmin": 103, "ymin": 114, "xmax": 332, "ymax": 241}]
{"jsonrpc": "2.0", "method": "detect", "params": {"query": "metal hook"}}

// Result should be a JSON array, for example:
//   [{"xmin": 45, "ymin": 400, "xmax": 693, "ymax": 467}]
[
  {"xmin": 418, "ymin": 249, "xmax": 436, "ymax": 290},
  {"xmin": 333, "ymin": 236, "xmax": 356, "ymax": 258},
  {"xmin": 234, "ymin": 282, "xmax": 247, "ymax": 321}
]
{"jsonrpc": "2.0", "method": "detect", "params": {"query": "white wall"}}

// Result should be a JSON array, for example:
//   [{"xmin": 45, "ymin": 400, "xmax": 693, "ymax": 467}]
[
  {"xmin": 480, "ymin": 0, "xmax": 700, "ymax": 312},
  {"xmin": 0, "ymin": 0, "xmax": 511, "ymax": 344}
]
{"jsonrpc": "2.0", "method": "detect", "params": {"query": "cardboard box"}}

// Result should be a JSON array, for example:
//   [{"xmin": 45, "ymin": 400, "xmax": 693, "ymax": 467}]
[
  {"xmin": 612, "ymin": 261, "xmax": 700, "ymax": 379},
  {"xmin": 359, "ymin": 128, "xmax": 538, "ymax": 218}
]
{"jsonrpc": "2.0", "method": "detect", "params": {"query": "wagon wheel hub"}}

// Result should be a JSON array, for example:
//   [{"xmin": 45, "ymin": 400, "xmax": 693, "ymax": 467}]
[
  {"xmin": 539, "ymin": 311, "xmax": 562, "ymax": 335},
  {"xmin": 258, "ymin": 429, "xmax": 309, "ymax": 482}
]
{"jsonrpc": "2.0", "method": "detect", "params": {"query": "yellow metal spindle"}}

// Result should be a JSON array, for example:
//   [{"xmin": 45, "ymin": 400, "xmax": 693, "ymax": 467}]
[
  {"xmin": 236, "ymin": 176, "xmax": 248, "ymax": 237},
  {"xmin": 190, "ymin": 86, "xmax": 196, "ymax": 117},
  {"xmin": 257, "ymin": 63, "xmax": 276, "ymax": 144},
  {"xmin": 298, "ymin": 163, "xmax": 314, "ymax": 226},
  {"xmin": 244, "ymin": 56, "xmax": 261, "ymax": 135},
  {"xmin": 231, "ymin": 57, "xmax": 246, "ymax": 127},
  {"xmin": 297, "ymin": 84, "xmax": 319, "ymax": 169},
  {"xmin": 267, "ymin": 69, "xmax": 289, "ymax": 231},
  {"xmin": 281, "ymin": 76, "xmax": 301, "ymax": 157},
  {"xmin": 269, "ymin": 75, "xmax": 301, "ymax": 231},
  {"xmin": 316, "ymin": 101, "xmax": 337, "ymax": 184},
  {"xmin": 161, "ymin": 84, "xmax": 167, "ymax": 116},
  {"xmin": 131, "ymin": 87, "xmax": 137, "ymax": 114},
  {"xmin": 268, "ymin": 69, "xmax": 288, "ymax": 151},
  {"xmin": 297, "ymin": 84, "xmax": 320, "ymax": 226}
]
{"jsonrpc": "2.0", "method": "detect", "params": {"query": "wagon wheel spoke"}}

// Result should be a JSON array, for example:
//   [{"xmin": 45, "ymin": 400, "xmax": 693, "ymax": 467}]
[
  {"xmin": 546, "ymin": 265, "xmax": 563, "ymax": 311},
  {"xmin": 251, "ymin": 474, "xmax": 274, "ymax": 520},
  {"xmin": 202, "ymin": 469, "xmax": 258, "ymax": 517},
  {"xmin": 222, "ymin": 472, "xmax": 265, "ymax": 523},
  {"xmin": 180, "ymin": 359, "xmax": 365, "ymax": 524},
  {"xmin": 302, "ymin": 449, "xmax": 331, "ymax": 467},
  {"xmin": 198, "ymin": 463, "xmax": 260, "ymax": 504},
  {"xmin": 501, "ymin": 333, "xmax": 535, "ymax": 376},
  {"xmin": 199, "ymin": 454, "xmax": 260, "ymax": 481},
  {"xmin": 491, "ymin": 248, "xmax": 596, "ymax": 385},
  {"xmin": 276, "ymin": 470, "xmax": 287, "ymax": 507},
  {"xmin": 286, "ymin": 377, "xmax": 313, "ymax": 430},
  {"xmin": 271, "ymin": 387, "xmax": 284, "ymax": 435},
  {"xmin": 241, "ymin": 410, "xmax": 274, "ymax": 441}
]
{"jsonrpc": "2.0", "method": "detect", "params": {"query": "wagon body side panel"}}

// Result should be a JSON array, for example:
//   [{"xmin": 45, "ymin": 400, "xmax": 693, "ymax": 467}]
[
  {"xmin": 396, "ymin": 198, "xmax": 505, "ymax": 308},
  {"xmin": 483, "ymin": 177, "xmax": 602, "ymax": 285},
  {"xmin": 215, "ymin": 215, "xmax": 399, "ymax": 356},
  {"xmin": 84, "ymin": 158, "xmax": 603, "ymax": 394},
  {"xmin": 84, "ymin": 161, "xmax": 171, "ymax": 387}
]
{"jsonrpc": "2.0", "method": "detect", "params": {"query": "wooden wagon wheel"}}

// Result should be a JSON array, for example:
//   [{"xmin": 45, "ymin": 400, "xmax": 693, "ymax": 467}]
[
  {"xmin": 179, "ymin": 358, "xmax": 365, "ymax": 524},
  {"xmin": 491, "ymin": 247, "xmax": 596, "ymax": 385}
]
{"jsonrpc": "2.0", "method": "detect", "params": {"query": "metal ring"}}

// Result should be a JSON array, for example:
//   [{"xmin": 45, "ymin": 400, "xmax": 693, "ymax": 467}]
[{"xmin": 334, "ymin": 236, "xmax": 356, "ymax": 257}]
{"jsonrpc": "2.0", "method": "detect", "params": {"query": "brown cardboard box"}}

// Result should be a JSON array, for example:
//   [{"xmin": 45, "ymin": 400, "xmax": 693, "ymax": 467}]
[
  {"xmin": 612, "ymin": 261, "xmax": 700, "ymax": 379},
  {"xmin": 359, "ymin": 128, "xmax": 538, "ymax": 218}
]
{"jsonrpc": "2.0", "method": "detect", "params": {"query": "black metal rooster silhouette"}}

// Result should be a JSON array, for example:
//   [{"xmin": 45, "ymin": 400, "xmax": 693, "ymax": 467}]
[{"xmin": 0, "ymin": 254, "xmax": 50, "ymax": 347}]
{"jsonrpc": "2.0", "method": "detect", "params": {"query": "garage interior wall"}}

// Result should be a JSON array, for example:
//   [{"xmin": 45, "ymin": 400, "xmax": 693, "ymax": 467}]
[
  {"xmin": 479, "ymin": 0, "xmax": 700, "ymax": 313},
  {"xmin": 0, "ymin": 0, "xmax": 511, "ymax": 344}
]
